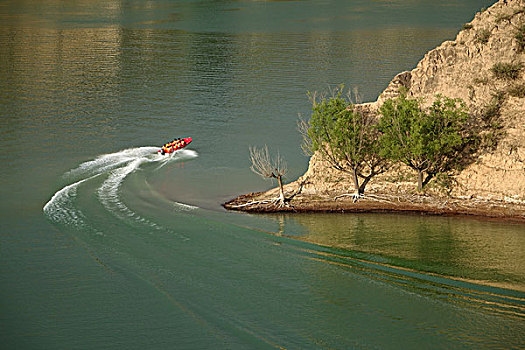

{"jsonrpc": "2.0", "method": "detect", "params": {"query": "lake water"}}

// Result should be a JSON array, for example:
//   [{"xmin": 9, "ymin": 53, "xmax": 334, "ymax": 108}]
[{"xmin": 2, "ymin": 0, "xmax": 524, "ymax": 348}]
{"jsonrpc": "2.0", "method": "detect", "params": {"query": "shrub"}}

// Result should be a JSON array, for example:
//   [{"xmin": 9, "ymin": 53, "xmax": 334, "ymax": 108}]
[
  {"xmin": 478, "ymin": 91, "xmax": 506, "ymax": 151},
  {"xmin": 378, "ymin": 94, "xmax": 477, "ymax": 191},
  {"xmin": 491, "ymin": 62, "xmax": 523, "ymax": 80},
  {"xmin": 481, "ymin": 91, "xmax": 505, "ymax": 123},
  {"xmin": 481, "ymin": 131, "xmax": 500, "ymax": 151},
  {"xmin": 508, "ymin": 84, "xmax": 525, "ymax": 98},
  {"xmin": 301, "ymin": 86, "xmax": 389, "ymax": 196},
  {"xmin": 431, "ymin": 173, "xmax": 456, "ymax": 195},
  {"xmin": 475, "ymin": 29, "xmax": 491, "ymax": 44},
  {"xmin": 462, "ymin": 23, "xmax": 473, "ymax": 30},
  {"xmin": 473, "ymin": 77, "xmax": 489, "ymax": 85}
]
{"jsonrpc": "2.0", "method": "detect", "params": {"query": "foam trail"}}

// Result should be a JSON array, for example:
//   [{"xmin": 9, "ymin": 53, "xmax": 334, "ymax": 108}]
[
  {"xmin": 45, "ymin": 146, "xmax": 159, "ymax": 226},
  {"xmin": 173, "ymin": 202, "xmax": 198, "ymax": 211},
  {"xmin": 66, "ymin": 147, "xmax": 159, "ymax": 179},
  {"xmin": 97, "ymin": 158, "xmax": 190, "ymax": 240},
  {"xmin": 171, "ymin": 149, "xmax": 198, "ymax": 161},
  {"xmin": 43, "ymin": 174, "xmax": 99, "ymax": 227},
  {"xmin": 98, "ymin": 158, "xmax": 149, "ymax": 221},
  {"xmin": 154, "ymin": 149, "xmax": 199, "ymax": 170},
  {"xmin": 45, "ymin": 146, "xmax": 198, "ymax": 239}
]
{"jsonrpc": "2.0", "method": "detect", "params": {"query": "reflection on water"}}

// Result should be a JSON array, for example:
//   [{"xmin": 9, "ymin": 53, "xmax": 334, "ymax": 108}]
[
  {"xmin": 296, "ymin": 245, "xmax": 525, "ymax": 320},
  {"xmin": 270, "ymin": 213, "xmax": 525, "ymax": 291}
]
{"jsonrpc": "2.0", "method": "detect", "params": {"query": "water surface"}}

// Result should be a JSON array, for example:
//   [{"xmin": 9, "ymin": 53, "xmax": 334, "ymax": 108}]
[{"xmin": 2, "ymin": 0, "xmax": 524, "ymax": 348}]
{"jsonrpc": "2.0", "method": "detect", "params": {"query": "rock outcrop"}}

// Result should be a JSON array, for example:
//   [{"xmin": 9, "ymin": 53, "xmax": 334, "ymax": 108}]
[
  {"xmin": 301, "ymin": 0, "xmax": 525, "ymax": 202},
  {"xmin": 224, "ymin": 0, "xmax": 525, "ymax": 219}
]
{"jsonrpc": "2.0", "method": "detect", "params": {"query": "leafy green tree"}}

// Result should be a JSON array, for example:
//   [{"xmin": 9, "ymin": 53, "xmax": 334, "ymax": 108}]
[
  {"xmin": 299, "ymin": 86, "xmax": 388, "ymax": 198},
  {"xmin": 378, "ymin": 93, "xmax": 476, "ymax": 191}
]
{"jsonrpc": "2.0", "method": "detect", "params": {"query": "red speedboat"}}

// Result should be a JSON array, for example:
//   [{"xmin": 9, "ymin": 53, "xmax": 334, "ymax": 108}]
[{"xmin": 158, "ymin": 137, "xmax": 192, "ymax": 155}]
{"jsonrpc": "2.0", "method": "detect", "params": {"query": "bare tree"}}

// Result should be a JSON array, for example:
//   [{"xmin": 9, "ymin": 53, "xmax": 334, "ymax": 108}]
[{"xmin": 249, "ymin": 145, "xmax": 288, "ymax": 206}]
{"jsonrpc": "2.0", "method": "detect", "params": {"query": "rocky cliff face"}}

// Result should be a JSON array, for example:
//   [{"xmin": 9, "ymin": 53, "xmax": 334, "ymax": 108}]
[{"xmin": 301, "ymin": 0, "xmax": 525, "ymax": 202}]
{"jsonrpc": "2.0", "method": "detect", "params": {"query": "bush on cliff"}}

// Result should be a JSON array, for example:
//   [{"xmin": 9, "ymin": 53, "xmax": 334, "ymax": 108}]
[
  {"xmin": 475, "ymin": 29, "xmax": 491, "ymax": 44},
  {"xmin": 491, "ymin": 62, "xmax": 523, "ymax": 80},
  {"xmin": 378, "ymin": 94, "xmax": 479, "ymax": 191},
  {"xmin": 508, "ymin": 83, "xmax": 525, "ymax": 98}
]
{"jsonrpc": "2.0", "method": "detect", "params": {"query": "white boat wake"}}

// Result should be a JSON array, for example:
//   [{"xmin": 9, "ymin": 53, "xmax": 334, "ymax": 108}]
[
  {"xmin": 43, "ymin": 147, "xmax": 198, "ymax": 236},
  {"xmin": 43, "ymin": 175, "xmax": 98, "ymax": 228}
]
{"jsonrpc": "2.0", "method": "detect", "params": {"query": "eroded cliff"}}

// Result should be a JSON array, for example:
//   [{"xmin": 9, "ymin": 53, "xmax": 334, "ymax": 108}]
[{"xmin": 301, "ymin": 0, "xmax": 525, "ymax": 202}]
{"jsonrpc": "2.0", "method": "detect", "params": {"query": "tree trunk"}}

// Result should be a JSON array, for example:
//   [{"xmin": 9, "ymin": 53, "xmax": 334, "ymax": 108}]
[
  {"xmin": 422, "ymin": 173, "xmax": 433, "ymax": 188},
  {"xmin": 351, "ymin": 168, "xmax": 361, "ymax": 195},
  {"xmin": 277, "ymin": 175, "xmax": 286, "ymax": 205},
  {"xmin": 417, "ymin": 170, "xmax": 424, "ymax": 191},
  {"xmin": 359, "ymin": 175, "xmax": 372, "ymax": 194}
]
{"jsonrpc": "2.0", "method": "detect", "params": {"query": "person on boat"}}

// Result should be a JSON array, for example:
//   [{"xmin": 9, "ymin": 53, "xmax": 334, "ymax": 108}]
[{"xmin": 159, "ymin": 137, "xmax": 190, "ymax": 155}]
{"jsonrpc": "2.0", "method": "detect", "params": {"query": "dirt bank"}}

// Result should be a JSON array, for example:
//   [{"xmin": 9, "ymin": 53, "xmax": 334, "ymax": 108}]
[{"xmin": 223, "ymin": 188, "xmax": 525, "ymax": 223}]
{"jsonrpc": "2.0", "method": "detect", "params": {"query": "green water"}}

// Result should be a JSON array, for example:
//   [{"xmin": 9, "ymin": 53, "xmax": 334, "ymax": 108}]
[{"xmin": 2, "ymin": 0, "xmax": 524, "ymax": 348}]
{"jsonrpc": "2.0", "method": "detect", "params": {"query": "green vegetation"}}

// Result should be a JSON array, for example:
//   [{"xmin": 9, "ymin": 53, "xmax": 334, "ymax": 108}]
[
  {"xmin": 508, "ymin": 84, "xmax": 525, "ymax": 98},
  {"xmin": 475, "ymin": 29, "xmax": 491, "ymax": 44},
  {"xmin": 515, "ymin": 24, "xmax": 525, "ymax": 52},
  {"xmin": 300, "ymin": 86, "xmax": 389, "ymax": 197},
  {"xmin": 473, "ymin": 77, "xmax": 489, "ymax": 85},
  {"xmin": 299, "ymin": 87, "xmax": 507, "ymax": 193},
  {"xmin": 378, "ymin": 94, "xmax": 478, "ymax": 191},
  {"xmin": 480, "ymin": 131, "xmax": 500, "ymax": 151},
  {"xmin": 462, "ymin": 23, "xmax": 473, "ymax": 30},
  {"xmin": 429, "ymin": 173, "xmax": 456, "ymax": 195},
  {"xmin": 491, "ymin": 62, "xmax": 523, "ymax": 80},
  {"xmin": 481, "ymin": 91, "xmax": 505, "ymax": 124},
  {"xmin": 479, "ymin": 91, "xmax": 506, "ymax": 151}
]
